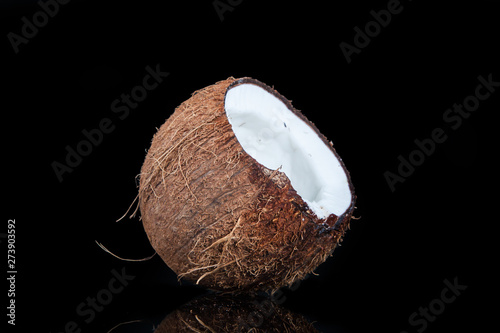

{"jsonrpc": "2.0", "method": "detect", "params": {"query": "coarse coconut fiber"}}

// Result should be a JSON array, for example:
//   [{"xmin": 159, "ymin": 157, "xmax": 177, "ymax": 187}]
[{"xmin": 139, "ymin": 77, "xmax": 356, "ymax": 292}]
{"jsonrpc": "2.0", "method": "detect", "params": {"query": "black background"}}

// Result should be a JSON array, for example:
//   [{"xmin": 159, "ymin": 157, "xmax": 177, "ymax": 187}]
[{"xmin": 2, "ymin": 0, "xmax": 498, "ymax": 332}]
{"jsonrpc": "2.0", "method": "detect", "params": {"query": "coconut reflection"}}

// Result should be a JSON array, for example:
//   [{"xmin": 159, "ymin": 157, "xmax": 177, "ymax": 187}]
[{"xmin": 154, "ymin": 293, "xmax": 319, "ymax": 333}]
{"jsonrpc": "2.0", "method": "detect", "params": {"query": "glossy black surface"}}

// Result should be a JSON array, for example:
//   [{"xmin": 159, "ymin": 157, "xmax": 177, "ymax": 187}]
[{"xmin": 3, "ymin": 1, "xmax": 498, "ymax": 332}]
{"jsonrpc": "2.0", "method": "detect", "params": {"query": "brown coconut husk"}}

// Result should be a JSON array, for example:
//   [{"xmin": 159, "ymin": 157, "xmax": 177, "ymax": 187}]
[
  {"xmin": 139, "ymin": 77, "xmax": 356, "ymax": 292},
  {"xmin": 155, "ymin": 293, "xmax": 319, "ymax": 333}
]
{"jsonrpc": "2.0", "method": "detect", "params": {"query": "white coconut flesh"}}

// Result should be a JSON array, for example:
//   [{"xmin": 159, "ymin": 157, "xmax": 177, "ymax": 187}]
[{"xmin": 225, "ymin": 83, "xmax": 352, "ymax": 219}]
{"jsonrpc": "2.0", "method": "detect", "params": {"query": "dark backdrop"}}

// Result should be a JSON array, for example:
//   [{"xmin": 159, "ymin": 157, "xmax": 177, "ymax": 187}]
[{"xmin": 3, "ymin": 1, "xmax": 498, "ymax": 332}]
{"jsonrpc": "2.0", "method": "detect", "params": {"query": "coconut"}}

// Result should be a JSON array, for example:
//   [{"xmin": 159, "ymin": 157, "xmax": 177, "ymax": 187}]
[
  {"xmin": 155, "ymin": 293, "xmax": 319, "ymax": 333},
  {"xmin": 139, "ymin": 77, "xmax": 356, "ymax": 292}
]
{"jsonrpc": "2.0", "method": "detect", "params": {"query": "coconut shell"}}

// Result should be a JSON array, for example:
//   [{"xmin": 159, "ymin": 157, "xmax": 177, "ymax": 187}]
[
  {"xmin": 155, "ymin": 293, "xmax": 319, "ymax": 333},
  {"xmin": 139, "ymin": 77, "xmax": 356, "ymax": 292}
]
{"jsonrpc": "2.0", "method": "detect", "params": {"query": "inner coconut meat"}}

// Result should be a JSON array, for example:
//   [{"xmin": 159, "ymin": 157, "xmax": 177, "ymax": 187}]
[{"xmin": 225, "ymin": 82, "xmax": 352, "ymax": 219}]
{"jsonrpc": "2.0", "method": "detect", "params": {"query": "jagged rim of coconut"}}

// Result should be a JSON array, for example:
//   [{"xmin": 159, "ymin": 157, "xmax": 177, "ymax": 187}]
[{"xmin": 224, "ymin": 78, "xmax": 354, "ymax": 220}]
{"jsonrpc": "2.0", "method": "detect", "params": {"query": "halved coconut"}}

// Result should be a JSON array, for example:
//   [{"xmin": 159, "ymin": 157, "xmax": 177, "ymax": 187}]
[{"xmin": 139, "ymin": 77, "xmax": 356, "ymax": 292}]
